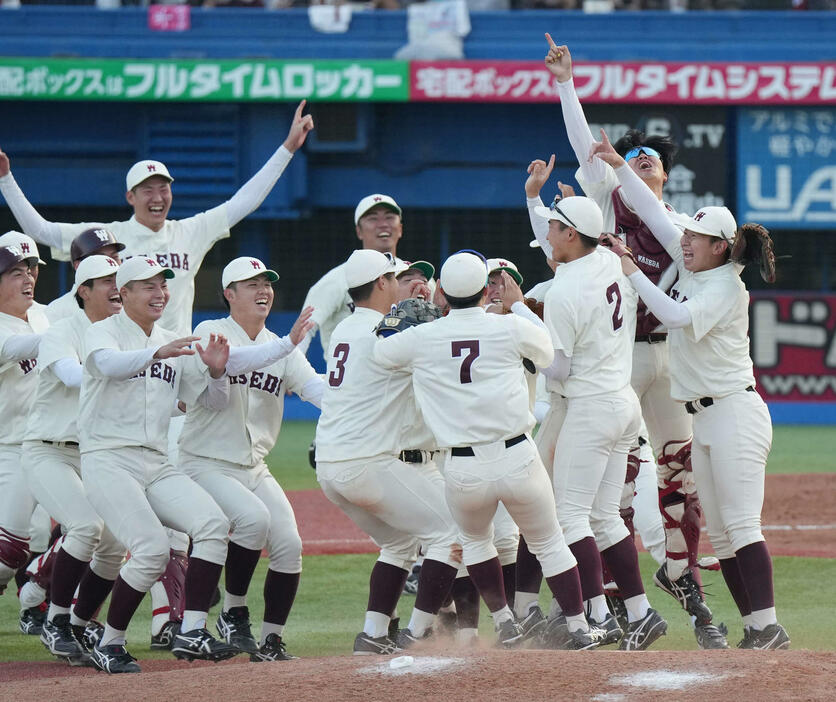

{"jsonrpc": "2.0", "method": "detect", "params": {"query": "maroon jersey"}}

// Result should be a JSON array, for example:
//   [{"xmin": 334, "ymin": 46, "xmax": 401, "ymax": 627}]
[{"xmin": 611, "ymin": 186, "xmax": 677, "ymax": 336}]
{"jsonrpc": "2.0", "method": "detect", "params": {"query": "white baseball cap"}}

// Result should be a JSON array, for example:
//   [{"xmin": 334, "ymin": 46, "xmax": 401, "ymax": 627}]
[
  {"xmin": 222, "ymin": 256, "xmax": 279, "ymax": 288},
  {"xmin": 534, "ymin": 196, "xmax": 604, "ymax": 239},
  {"xmin": 72, "ymin": 254, "xmax": 120, "ymax": 293},
  {"xmin": 487, "ymin": 257, "xmax": 523, "ymax": 285},
  {"xmin": 116, "ymin": 256, "xmax": 175, "ymax": 289},
  {"xmin": 126, "ymin": 160, "xmax": 174, "ymax": 191},
  {"xmin": 394, "ymin": 259, "xmax": 435, "ymax": 281},
  {"xmin": 678, "ymin": 206, "xmax": 738, "ymax": 242},
  {"xmin": 344, "ymin": 249, "xmax": 397, "ymax": 288},
  {"xmin": 0, "ymin": 231, "xmax": 45, "ymax": 265},
  {"xmin": 440, "ymin": 252, "xmax": 488, "ymax": 299},
  {"xmin": 354, "ymin": 194, "xmax": 402, "ymax": 225}
]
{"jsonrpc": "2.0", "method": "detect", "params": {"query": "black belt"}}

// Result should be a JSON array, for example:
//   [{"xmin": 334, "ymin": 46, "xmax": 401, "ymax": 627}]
[
  {"xmin": 41, "ymin": 440, "xmax": 79, "ymax": 447},
  {"xmin": 450, "ymin": 433, "xmax": 527, "ymax": 457},
  {"xmin": 635, "ymin": 333, "xmax": 668, "ymax": 344},
  {"xmin": 399, "ymin": 450, "xmax": 431, "ymax": 464},
  {"xmin": 686, "ymin": 386, "xmax": 755, "ymax": 414}
]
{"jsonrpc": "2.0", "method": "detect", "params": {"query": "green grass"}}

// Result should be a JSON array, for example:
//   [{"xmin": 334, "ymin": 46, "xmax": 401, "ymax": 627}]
[{"xmin": 1, "ymin": 553, "xmax": 833, "ymax": 663}]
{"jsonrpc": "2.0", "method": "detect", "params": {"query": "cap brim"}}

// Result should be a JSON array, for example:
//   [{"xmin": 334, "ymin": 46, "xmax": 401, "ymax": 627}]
[
  {"xmin": 402, "ymin": 261, "xmax": 434, "ymax": 280},
  {"xmin": 678, "ymin": 219, "xmax": 727, "ymax": 239},
  {"xmin": 529, "ymin": 239, "xmax": 541, "ymax": 248},
  {"xmin": 228, "ymin": 269, "xmax": 279, "ymax": 286},
  {"xmin": 492, "ymin": 266, "xmax": 523, "ymax": 285},
  {"xmin": 356, "ymin": 203, "xmax": 401, "ymax": 223}
]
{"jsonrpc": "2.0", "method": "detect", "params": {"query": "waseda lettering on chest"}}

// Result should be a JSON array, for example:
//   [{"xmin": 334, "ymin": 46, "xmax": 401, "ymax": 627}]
[
  {"xmin": 229, "ymin": 372, "xmax": 284, "ymax": 397},
  {"xmin": 18, "ymin": 358, "xmax": 37, "ymax": 375},
  {"xmin": 125, "ymin": 253, "xmax": 189, "ymax": 271},
  {"xmin": 669, "ymin": 289, "xmax": 688, "ymax": 303},
  {"xmin": 130, "ymin": 361, "xmax": 177, "ymax": 388}
]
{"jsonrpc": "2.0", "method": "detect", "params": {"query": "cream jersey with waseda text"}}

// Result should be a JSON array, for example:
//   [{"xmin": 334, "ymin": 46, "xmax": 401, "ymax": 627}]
[
  {"xmin": 315, "ymin": 307, "xmax": 429, "ymax": 463},
  {"xmin": 179, "ymin": 316, "xmax": 318, "ymax": 468},
  {"xmin": 52, "ymin": 208, "xmax": 230, "ymax": 337},
  {"xmin": 79, "ymin": 311, "xmax": 186, "ymax": 454},
  {"xmin": 666, "ymin": 246, "xmax": 755, "ymax": 402},
  {"xmin": 544, "ymin": 247, "xmax": 637, "ymax": 398},
  {"xmin": 373, "ymin": 306, "xmax": 553, "ymax": 448},
  {"xmin": 25, "ymin": 308, "xmax": 89, "ymax": 443},
  {"xmin": 0, "ymin": 310, "xmax": 49, "ymax": 445}
]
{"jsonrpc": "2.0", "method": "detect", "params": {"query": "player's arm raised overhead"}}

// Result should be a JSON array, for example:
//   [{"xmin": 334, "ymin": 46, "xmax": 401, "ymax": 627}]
[
  {"xmin": 221, "ymin": 100, "xmax": 314, "ymax": 228},
  {"xmin": 0, "ymin": 147, "xmax": 64, "ymax": 250}
]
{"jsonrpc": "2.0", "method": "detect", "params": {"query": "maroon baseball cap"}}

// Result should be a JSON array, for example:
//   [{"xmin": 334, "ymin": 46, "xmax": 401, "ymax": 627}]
[{"xmin": 0, "ymin": 244, "xmax": 38, "ymax": 276}]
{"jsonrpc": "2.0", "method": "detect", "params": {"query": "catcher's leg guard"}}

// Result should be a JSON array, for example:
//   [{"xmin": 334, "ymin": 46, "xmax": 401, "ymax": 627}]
[
  {"xmin": 150, "ymin": 549, "xmax": 187, "ymax": 637},
  {"xmin": 657, "ymin": 439, "xmax": 698, "ymax": 581}
]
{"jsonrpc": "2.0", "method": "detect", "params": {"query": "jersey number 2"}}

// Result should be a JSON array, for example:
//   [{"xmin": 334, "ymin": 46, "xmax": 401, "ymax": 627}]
[
  {"xmin": 606, "ymin": 282, "xmax": 623, "ymax": 331},
  {"xmin": 452, "ymin": 340, "xmax": 480, "ymax": 383},
  {"xmin": 329, "ymin": 343, "xmax": 350, "ymax": 387}
]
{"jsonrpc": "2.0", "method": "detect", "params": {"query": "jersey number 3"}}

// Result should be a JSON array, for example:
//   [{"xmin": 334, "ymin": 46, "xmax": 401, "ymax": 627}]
[
  {"xmin": 329, "ymin": 343, "xmax": 350, "ymax": 387},
  {"xmin": 452, "ymin": 340, "xmax": 480, "ymax": 383},
  {"xmin": 606, "ymin": 282, "xmax": 623, "ymax": 331}
]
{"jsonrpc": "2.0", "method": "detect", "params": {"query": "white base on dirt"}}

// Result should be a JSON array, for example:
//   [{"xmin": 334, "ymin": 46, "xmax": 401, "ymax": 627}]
[
  {"xmin": 609, "ymin": 670, "xmax": 724, "ymax": 691},
  {"xmin": 359, "ymin": 656, "xmax": 466, "ymax": 677}
]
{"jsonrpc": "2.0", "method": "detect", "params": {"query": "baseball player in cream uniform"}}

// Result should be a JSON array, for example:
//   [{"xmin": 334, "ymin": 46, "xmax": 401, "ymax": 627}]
[
  {"xmin": 375, "ymin": 251, "xmax": 602, "ymax": 650},
  {"xmin": 178, "ymin": 256, "xmax": 321, "ymax": 662},
  {"xmin": 300, "ymin": 194, "xmax": 408, "ymax": 360},
  {"xmin": 540, "ymin": 39, "xmax": 723, "ymax": 646},
  {"xmin": 534, "ymin": 195, "xmax": 668, "ymax": 651},
  {"xmin": 593, "ymin": 133, "xmax": 788, "ymax": 650},
  {"xmin": 316, "ymin": 250, "xmax": 461, "ymax": 655},
  {"xmin": 78, "ymin": 256, "xmax": 236, "ymax": 673},
  {"xmin": 0, "ymin": 244, "xmax": 49, "ymax": 596},
  {"xmin": 22, "ymin": 256, "xmax": 126, "ymax": 664}
]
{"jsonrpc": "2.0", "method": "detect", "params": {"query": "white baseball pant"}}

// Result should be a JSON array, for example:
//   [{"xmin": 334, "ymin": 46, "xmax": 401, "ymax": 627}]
[
  {"xmin": 181, "ymin": 455, "xmax": 302, "ymax": 573},
  {"xmin": 689, "ymin": 390, "xmax": 772, "ymax": 559},
  {"xmin": 317, "ymin": 455, "xmax": 460, "ymax": 571},
  {"xmin": 81, "ymin": 446, "xmax": 229, "ymax": 592},
  {"xmin": 0, "ymin": 444, "xmax": 36, "ymax": 586},
  {"xmin": 442, "ymin": 437, "xmax": 576, "ymax": 578},
  {"xmin": 23, "ymin": 441, "xmax": 124, "ymax": 580}
]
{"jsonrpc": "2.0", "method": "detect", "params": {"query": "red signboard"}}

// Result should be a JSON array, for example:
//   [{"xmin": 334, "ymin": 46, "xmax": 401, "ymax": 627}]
[
  {"xmin": 148, "ymin": 5, "xmax": 191, "ymax": 33},
  {"xmin": 750, "ymin": 293, "xmax": 836, "ymax": 403},
  {"xmin": 410, "ymin": 61, "xmax": 836, "ymax": 105}
]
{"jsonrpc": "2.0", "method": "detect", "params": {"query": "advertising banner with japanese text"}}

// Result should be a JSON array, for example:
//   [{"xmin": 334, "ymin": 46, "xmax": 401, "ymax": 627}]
[
  {"xmin": 751, "ymin": 293, "xmax": 836, "ymax": 403},
  {"xmin": 410, "ymin": 61, "xmax": 836, "ymax": 104},
  {"xmin": 737, "ymin": 108, "xmax": 836, "ymax": 228},
  {"xmin": 0, "ymin": 58, "xmax": 409, "ymax": 102}
]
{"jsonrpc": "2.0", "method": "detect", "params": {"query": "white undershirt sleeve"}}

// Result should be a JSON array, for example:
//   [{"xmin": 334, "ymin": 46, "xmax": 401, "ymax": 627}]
[
  {"xmin": 0, "ymin": 173, "xmax": 64, "ymax": 249},
  {"xmin": 539, "ymin": 349, "xmax": 571, "ymax": 382},
  {"xmin": 89, "ymin": 347, "xmax": 158, "ymax": 380},
  {"xmin": 628, "ymin": 270, "xmax": 691, "ymax": 329},
  {"xmin": 527, "ymin": 195, "xmax": 553, "ymax": 260},
  {"xmin": 556, "ymin": 78, "xmax": 609, "ymax": 185},
  {"xmin": 226, "ymin": 336, "xmax": 296, "ymax": 376},
  {"xmin": 222, "ymin": 146, "xmax": 294, "ymax": 228},
  {"xmin": 195, "ymin": 374, "xmax": 230, "ymax": 411},
  {"xmin": 1, "ymin": 333, "xmax": 41, "ymax": 362},
  {"xmin": 299, "ymin": 375, "xmax": 324, "ymax": 409},
  {"xmin": 52, "ymin": 357, "xmax": 83, "ymax": 388},
  {"xmin": 511, "ymin": 301, "xmax": 547, "ymax": 331}
]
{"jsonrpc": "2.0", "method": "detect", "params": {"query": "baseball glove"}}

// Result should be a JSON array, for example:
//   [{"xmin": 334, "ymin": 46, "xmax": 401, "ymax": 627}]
[
  {"xmin": 375, "ymin": 298, "xmax": 443, "ymax": 337},
  {"xmin": 731, "ymin": 223, "xmax": 776, "ymax": 283},
  {"xmin": 523, "ymin": 297, "xmax": 544, "ymax": 320}
]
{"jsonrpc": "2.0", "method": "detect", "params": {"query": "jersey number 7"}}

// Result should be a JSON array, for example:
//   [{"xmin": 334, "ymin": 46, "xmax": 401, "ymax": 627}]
[{"xmin": 452, "ymin": 340, "xmax": 480, "ymax": 383}]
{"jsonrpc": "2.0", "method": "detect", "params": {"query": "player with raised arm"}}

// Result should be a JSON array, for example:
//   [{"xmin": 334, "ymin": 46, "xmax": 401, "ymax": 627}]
[
  {"xmin": 178, "ymin": 257, "xmax": 320, "ymax": 662},
  {"xmin": 539, "ymin": 36, "xmax": 724, "ymax": 648},
  {"xmin": 592, "ymin": 130, "xmax": 788, "ymax": 650}
]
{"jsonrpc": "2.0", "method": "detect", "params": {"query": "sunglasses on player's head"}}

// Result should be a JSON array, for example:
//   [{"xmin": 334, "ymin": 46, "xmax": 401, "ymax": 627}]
[
  {"xmin": 624, "ymin": 146, "xmax": 662, "ymax": 162},
  {"xmin": 549, "ymin": 197, "xmax": 578, "ymax": 229}
]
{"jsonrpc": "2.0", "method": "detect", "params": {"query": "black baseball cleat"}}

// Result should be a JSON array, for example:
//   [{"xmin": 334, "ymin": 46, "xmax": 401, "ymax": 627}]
[
  {"xmin": 653, "ymin": 565, "xmax": 713, "ymax": 623},
  {"xmin": 352, "ymin": 632, "xmax": 402, "ymax": 656},
  {"xmin": 171, "ymin": 627, "xmax": 241, "ymax": 662},
  {"xmin": 216, "ymin": 606, "xmax": 259, "ymax": 654},
  {"xmin": 41, "ymin": 614, "xmax": 90, "ymax": 665},
  {"xmin": 250, "ymin": 633, "xmax": 299, "ymax": 662},
  {"xmin": 618, "ymin": 608, "xmax": 668, "ymax": 651},
  {"xmin": 741, "ymin": 623, "xmax": 790, "ymax": 650},
  {"xmin": 605, "ymin": 592, "xmax": 629, "ymax": 632},
  {"xmin": 588, "ymin": 612, "xmax": 624, "ymax": 646},
  {"xmin": 518, "ymin": 605, "xmax": 547, "ymax": 644},
  {"xmin": 19, "ymin": 605, "xmax": 47, "ymax": 635},
  {"xmin": 495, "ymin": 618, "xmax": 525, "ymax": 649},
  {"xmin": 694, "ymin": 621, "xmax": 730, "ymax": 649},
  {"xmin": 91, "ymin": 643, "xmax": 141, "ymax": 674},
  {"xmin": 150, "ymin": 620, "xmax": 180, "ymax": 650},
  {"xmin": 395, "ymin": 627, "xmax": 432, "ymax": 649},
  {"xmin": 540, "ymin": 615, "xmax": 604, "ymax": 651}
]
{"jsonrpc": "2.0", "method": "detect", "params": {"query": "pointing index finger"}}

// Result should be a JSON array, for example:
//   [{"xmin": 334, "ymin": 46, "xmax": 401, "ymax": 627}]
[{"xmin": 545, "ymin": 33, "xmax": 558, "ymax": 50}]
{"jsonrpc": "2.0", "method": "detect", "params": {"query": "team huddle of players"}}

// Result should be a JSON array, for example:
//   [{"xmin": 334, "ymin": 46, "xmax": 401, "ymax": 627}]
[{"xmin": 0, "ymin": 39, "xmax": 789, "ymax": 675}]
